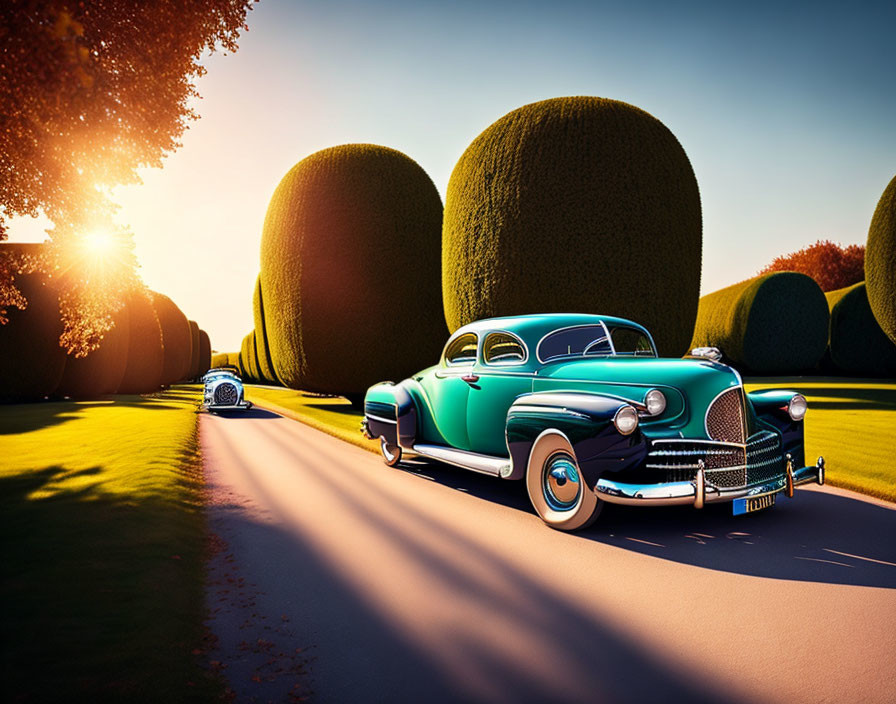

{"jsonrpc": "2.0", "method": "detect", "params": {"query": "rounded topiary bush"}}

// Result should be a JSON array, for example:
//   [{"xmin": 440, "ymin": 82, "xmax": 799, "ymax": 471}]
[
  {"xmin": 252, "ymin": 275, "xmax": 279, "ymax": 385},
  {"xmin": 690, "ymin": 272, "xmax": 829, "ymax": 373},
  {"xmin": 826, "ymin": 282, "xmax": 896, "ymax": 376},
  {"xmin": 0, "ymin": 243, "xmax": 67, "ymax": 401},
  {"xmin": 151, "ymin": 291, "xmax": 192, "ymax": 385},
  {"xmin": 239, "ymin": 332, "xmax": 258, "ymax": 382},
  {"xmin": 117, "ymin": 290, "xmax": 165, "ymax": 394},
  {"xmin": 187, "ymin": 321, "xmax": 200, "ymax": 380},
  {"xmin": 866, "ymin": 174, "xmax": 896, "ymax": 344},
  {"xmin": 57, "ymin": 305, "xmax": 130, "ymax": 398},
  {"xmin": 442, "ymin": 97, "xmax": 702, "ymax": 356},
  {"xmin": 198, "ymin": 330, "xmax": 211, "ymax": 377},
  {"xmin": 260, "ymin": 144, "xmax": 446, "ymax": 396}
]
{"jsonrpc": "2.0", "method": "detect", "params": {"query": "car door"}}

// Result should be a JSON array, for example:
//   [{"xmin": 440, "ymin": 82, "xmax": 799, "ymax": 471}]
[
  {"xmin": 418, "ymin": 332, "xmax": 478, "ymax": 450},
  {"xmin": 466, "ymin": 331, "xmax": 534, "ymax": 457}
]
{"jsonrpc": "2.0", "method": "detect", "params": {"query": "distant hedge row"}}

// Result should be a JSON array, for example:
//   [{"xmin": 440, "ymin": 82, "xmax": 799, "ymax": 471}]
[
  {"xmin": 690, "ymin": 272, "xmax": 830, "ymax": 374},
  {"xmin": 825, "ymin": 282, "xmax": 896, "ymax": 377},
  {"xmin": 0, "ymin": 243, "xmax": 212, "ymax": 401}
]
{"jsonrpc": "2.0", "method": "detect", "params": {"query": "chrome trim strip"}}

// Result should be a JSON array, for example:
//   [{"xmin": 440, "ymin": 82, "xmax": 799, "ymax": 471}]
[
  {"xmin": 481, "ymin": 329, "xmax": 530, "ymax": 367},
  {"xmin": 365, "ymin": 413, "xmax": 397, "ymax": 425},
  {"xmin": 411, "ymin": 443, "xmax": 509, "ymax": 477},
  {"xmin": 507, "ymin": 405, "xmax": 590, "ymax": 419}
]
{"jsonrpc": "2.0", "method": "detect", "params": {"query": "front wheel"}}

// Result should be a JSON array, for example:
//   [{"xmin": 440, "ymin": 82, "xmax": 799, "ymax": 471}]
[
  {"xmin": 526, "ymin": 430, "xmax": 602, "ymax": 531},
  {"xmin": 380, "ymin": 437, "xmax": 402, "ymax": 467}
]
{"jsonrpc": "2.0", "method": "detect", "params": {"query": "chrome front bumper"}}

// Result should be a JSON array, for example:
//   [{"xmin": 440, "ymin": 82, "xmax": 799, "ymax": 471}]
[
  {"xmin": 204, "ymin": 401, "xmax": 253, "ymax": 411},
  {"xmin": 595, "ymin": 456, "xmax": 825, "ymax": 507}
]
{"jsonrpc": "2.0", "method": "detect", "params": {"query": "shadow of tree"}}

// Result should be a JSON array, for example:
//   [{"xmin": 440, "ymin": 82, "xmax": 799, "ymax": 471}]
[{"xmin": 1, "ymin": 464, "xmax": 216, "ymax": 701}]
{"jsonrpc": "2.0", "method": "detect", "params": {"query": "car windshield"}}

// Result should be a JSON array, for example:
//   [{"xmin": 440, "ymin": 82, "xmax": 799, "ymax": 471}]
[
  {"xmin": 538, "ymin": 323, "xmax": 656, "ymax": 362},
  {"xmin": 607, "ymin": 325, "xmax": 656, "ymax": 357}
]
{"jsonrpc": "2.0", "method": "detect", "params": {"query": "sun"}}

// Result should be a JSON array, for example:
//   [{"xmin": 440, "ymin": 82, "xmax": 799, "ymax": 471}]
[{"xmin": 81, "ymin": 229, "xmax": 117, "ymax": 257}]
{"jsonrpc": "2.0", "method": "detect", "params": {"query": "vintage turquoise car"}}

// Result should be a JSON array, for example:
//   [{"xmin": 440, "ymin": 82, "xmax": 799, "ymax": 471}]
[{"xmin": 362, "ymin": 314, "xmax": 825, "ymax": 531}]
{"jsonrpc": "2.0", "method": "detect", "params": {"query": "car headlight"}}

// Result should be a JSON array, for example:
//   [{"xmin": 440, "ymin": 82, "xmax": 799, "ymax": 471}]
[
  {"xmin": 644, "ymin": 389, "xmax": 666, "ymax": 416},
  {"xmin": 788, "ymin": 394, "xmax": 807, "ymax": 421},
  {"xmin": 613, "ymin": 405, "xmax": 639, "ymax": 435}
]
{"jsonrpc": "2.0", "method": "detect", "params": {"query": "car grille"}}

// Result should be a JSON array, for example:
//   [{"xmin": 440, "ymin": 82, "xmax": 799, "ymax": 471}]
[
  {"xmin": 706, "ymin": 387, "xmax": 746, "ymax": 443},
  {"xmin": 214, "ymin": 383, "xmax": 238, "ymax": 406},
  {"xmin": 647, "ymin": 431, "xmax": 783, "ymax": 489}
]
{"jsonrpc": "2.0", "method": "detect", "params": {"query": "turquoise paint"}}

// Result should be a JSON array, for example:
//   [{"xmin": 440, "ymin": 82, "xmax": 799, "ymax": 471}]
[{"xmin": 366, "ymin": 314, "xmax": 748, "ymax": 455}]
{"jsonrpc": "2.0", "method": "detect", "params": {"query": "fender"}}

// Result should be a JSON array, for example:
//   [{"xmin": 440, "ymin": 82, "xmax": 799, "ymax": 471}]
[
  {"xmin": 747, "ymin": 389, "xmax": 805, "ymax": 467},
  {"xmin": 364, "ymin": 380, "xmax": 418, "ymax": 450},
  {"xmin": 504, "ymin": 391, "xmax": 648, "ymax": 485}
]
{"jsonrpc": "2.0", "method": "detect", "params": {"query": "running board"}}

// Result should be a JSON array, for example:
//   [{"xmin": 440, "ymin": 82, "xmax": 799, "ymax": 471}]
[{"xmin": 411, "ymin": 444, "xmax": 510, "ymax": 477}]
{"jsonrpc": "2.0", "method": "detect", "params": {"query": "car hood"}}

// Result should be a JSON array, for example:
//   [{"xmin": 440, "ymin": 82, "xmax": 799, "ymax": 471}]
[{"xmin": 535, "ymin": 357, "xmax": 742, "ymax": 438}]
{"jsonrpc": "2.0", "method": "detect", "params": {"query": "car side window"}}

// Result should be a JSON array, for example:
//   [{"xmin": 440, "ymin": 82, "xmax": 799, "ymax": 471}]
[
  {"xmin": 444, "ymin": 333, "xmax": 478, "ymax": 366},
  {"xmin": 483, "ymin": 332, "xmax": 526, "ymax": 365},
  {"xmin": 538, "ymin": 325, "xmax": 614, "ymax": 362}
]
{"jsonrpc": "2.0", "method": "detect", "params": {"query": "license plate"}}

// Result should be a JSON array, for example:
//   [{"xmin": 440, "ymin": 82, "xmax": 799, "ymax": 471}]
[{"xmin": 733, "ymin": 493, "xmax": 776, "ymax": 516}]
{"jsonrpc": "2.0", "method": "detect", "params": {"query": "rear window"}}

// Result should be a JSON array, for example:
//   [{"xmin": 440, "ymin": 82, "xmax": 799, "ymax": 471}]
[
  {"xmin": 444, "ymin": 333, "xmax": 478, "ymax": 365},
  {"xmin": 537, "ymin": 325, "xmax": 612, "ymax": 363},
  {"xmin": 483, "ymin": 332, "xmax": 527, "ymax": 365}
]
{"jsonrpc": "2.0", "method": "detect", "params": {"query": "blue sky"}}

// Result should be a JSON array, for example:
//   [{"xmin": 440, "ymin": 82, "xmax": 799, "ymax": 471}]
[{"xmin": 10, "ymin": 0, "xmax": 896, "ymax": 351}]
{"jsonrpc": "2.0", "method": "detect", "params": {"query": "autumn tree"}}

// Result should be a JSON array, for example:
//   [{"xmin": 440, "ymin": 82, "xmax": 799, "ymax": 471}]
[
  {"xmin": 0, "ymin": 0, "xmax": 253, "ymax": 352},
  {"xmin": 758, "ymin": 239, "xmax": 865, "ymax": 292}
]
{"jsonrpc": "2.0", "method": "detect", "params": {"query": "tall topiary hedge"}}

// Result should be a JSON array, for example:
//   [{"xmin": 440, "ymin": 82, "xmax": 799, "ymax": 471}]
[
  {"xmin": 238, "ymin": 332, "xmax": 255, "ymax": 382},
  {"xmin": 187, "ymin": 321, "xmax": 200, "ymax": 380},
  {"xmin": 252, "ymin": 275, "xmax": 279, "ymax": 385},
  {"xmin": 442, "ymin": 97, "xmax": 702, "ymax": 357},
  {"xmin": 210, "ymin": 352, "xmax": 229, "ymax": 369},
  {"xmin": 150, "ymin": 291, "xmax": 192, "ymax": 385},
  {"xmin": 198, "ymin": 329, "xmax": 211, "ymax": 377},
  {"xmin": 117, "ymin": 290, "xmax": 165, "ymax": 394},
  {"xmin": 57, "ymin": 305, "xmax": 130, "ymax": 398},
  {"xmin": 225, "ymin": 352, "xmax": 242, "ymax": 375},
  {"xmin": 866, "ymin": 174, "xmax": 896, "ymax": 344},
  {"xmin": 0, "ymin": 243, "xmax": 67, "ymax": 401},
  {"xmin": 690, "ymin": 272, "xmax": 829, "ymax": 373},
  {"xmin": 260, "ymin": 144, "xmax": 446, "ymax": 397},
  {"xmin": 826, "ymin": 282, "xmax": 896, "ymax": 377}
]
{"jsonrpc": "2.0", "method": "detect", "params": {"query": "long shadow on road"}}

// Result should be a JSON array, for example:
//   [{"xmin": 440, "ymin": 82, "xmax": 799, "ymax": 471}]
[{"xmin": 394, "ymin": 457, "xmax": 896, "ymax": 590}]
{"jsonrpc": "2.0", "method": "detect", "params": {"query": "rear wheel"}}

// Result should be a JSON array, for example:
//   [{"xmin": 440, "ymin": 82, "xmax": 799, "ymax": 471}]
[
  {"xmin": 526, "ymin": 430, "xmax": 601, "ymax": 531},
  {"xmin": 380, "ymin": 437, "xmax": 402, "ymax": 467}
]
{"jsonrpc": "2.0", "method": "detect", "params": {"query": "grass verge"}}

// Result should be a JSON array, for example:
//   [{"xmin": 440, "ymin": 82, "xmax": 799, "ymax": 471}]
[
  {"xmin": 247, "ymin": 379, "xmax": 895, "ymax": 503},
  {"xmin": 0, "ymin": 386, "xmax": 219, "ymax": 701},
  {"xmin": 244, "ymin": 385, "xmax": 374, "ymax": 453},
  {"xmin": 745, "ymin": 377, "xmax": 896, "ymax": 502}
]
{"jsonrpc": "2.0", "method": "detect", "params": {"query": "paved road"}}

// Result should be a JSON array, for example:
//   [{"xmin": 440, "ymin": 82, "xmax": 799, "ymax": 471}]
[{"xmin": 201, "ymin": 407, "xmax": 896, "ymax": 703}]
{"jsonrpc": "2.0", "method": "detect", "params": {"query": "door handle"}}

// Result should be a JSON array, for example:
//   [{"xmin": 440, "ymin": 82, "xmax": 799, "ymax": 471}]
[{"xmin": 461, "ymin": 373, "xmax": 480, "ymax": 385}]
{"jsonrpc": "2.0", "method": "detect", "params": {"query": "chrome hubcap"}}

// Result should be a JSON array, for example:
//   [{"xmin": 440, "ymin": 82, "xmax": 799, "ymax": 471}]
[{"xmin": 543, "ymin": 453, "xmax": 581, "ymax": 511}]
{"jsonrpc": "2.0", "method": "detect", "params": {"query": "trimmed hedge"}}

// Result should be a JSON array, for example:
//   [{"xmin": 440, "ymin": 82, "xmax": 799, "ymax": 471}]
[
  {"xmin": 691, "ymin": 272, "xmax": 829, "ymax": 373},
  {"xmin": 117, "ymin": 290, "xmax": 165, "ymax": 394},
  {"xmin": 866, "ymin": 174, "xmax": 896, "ymax": 344},
  {"xmin": 225, "ymin": 352, "xmax": 243, "ymax": 376},
  {"xmin": 197, "ymin": 330, "xmax": 211, "ymax": 377},
  {"xmin": 0, "ymin": 243, "xmax": 67, "ymax": 401},
  {"xmin": 151, "ymin": 291, "xmax": 192, "ymax": 385},
  {"xmin": 187, "ymin": 321, "xmax": 200, "ymax": 381},
  {"xmin": 252, "ymin": 275, "xmax": 279, "ymax": 385},
  {"xmin": 57, "ymin": 304, "xmax": 130, "ymax": 398},
  {"xmin": 826, "ymin": 282, "xmax": 896, "ymax": 377},
  {"xmin": 260, "ymin": 144, "xmax": 446, "ymax": 396},
  {"xmin": 210, "ymin": 352, "xmax": 229, "ymax": 369},
  {"xmin": 442, "ymin": 97, "xmax": 702, "ymax": 357},
  {"xmin": 238, "ymin": 332, "xmax": 256, "ymax": 382}
]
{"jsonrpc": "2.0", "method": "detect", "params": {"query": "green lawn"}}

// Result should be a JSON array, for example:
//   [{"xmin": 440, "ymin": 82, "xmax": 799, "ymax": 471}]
[
  {"xmin": 247, "ymin": 379, "xmax": 896, "ymax": 503},
  {"xmin": 744, "ymin": 377, "xmax": 896, "ymax": 502},
  {"xmin": 0, "ymin": 386, "xmax": 220, "ymax": 701}
]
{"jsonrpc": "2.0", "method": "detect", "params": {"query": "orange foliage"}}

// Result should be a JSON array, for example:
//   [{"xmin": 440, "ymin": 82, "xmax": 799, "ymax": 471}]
[{"xmin": 758, "ymin": 239, "xmax": 865, "ymax": 292}]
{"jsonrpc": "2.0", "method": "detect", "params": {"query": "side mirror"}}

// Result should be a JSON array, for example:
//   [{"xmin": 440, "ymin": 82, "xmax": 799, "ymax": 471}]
[{"xmin": 689, "ymin": 346, "xmax": 722, "ymax": 362}]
